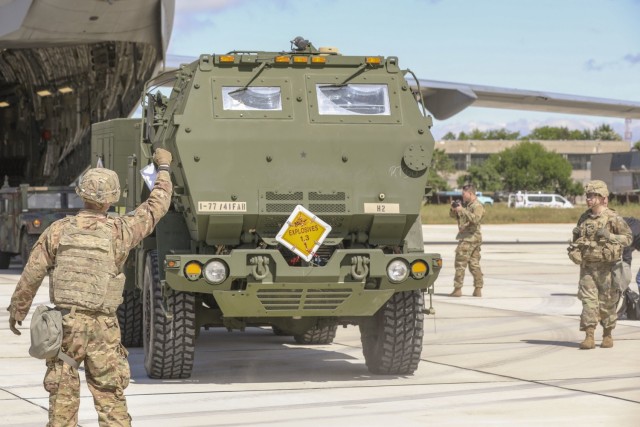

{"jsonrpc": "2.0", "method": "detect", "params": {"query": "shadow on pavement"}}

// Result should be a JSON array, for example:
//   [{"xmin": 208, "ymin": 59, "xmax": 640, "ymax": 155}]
[{"xmin": 523, "ymin": 339, "xmax": 580, "ymax": 349}]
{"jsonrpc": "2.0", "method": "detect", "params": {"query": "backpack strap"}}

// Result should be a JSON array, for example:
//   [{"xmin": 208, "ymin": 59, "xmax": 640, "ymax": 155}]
[
  {"xmin": 56, "ymin": 306, "xmax": 79, "ymax": 370},
  {"xmin": 57, "ymin": 351, "xmax": 79, "ymax": 370}
]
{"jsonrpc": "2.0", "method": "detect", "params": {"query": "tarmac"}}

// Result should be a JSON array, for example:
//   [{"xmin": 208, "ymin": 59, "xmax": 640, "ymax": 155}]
[{"xmin": 1, "ymin": 223, "xmax": 639, "ymax": 426}]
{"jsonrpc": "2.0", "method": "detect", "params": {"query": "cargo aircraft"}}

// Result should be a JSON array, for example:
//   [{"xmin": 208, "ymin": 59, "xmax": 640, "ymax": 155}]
[{"xmin": 1, "ymin": 0, "xmax": 639, "ymax": 186}]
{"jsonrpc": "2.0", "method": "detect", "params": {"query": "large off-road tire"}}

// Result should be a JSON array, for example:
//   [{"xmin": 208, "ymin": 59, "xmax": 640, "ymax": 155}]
[
  {"xmin": 359, "ymin": 290, "xmax": 424, "ymax": 375},
  {"xmin": 143, "ymin": 250, "xmax": 196, "ymax": 379},
  {"xmin": 272, "ymin": 326, "xmax": 291, "ymax": 336},
  {"xmin": 293, "ymin": 324, "xmax": 338, "ymax": 344},
  {"xmin": 21, "ymin": 233, "xmax": 38, "ymax": 267},
  {"xmin": 0, "ymin": 252, "xmax": 10, "ymax": 269},
  {"xmin": 117, "ymin": 288, "xmax": 143, "ymax": 347}
]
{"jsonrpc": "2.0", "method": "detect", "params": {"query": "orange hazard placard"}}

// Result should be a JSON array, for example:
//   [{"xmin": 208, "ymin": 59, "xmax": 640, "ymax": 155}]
[{"xmin": 276, "ymin": 205, "xmax": 332, "ymax": 262}]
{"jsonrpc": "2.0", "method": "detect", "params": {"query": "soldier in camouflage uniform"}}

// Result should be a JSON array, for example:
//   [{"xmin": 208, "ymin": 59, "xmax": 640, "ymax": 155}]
[
  {"xmin": 449, "ymin": 183, "xmax": 485, "ymax": 297},
  {"xmin": 7, "ymin": 148, "xmax": 173, "ymax": 426},
  {"xmin": 568, "ymin": 180, "xmax": 631, "ymax": 349}
]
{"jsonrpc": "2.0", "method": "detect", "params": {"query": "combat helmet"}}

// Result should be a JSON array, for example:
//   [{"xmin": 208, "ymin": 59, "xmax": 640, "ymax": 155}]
[
  {"xmin": 76, "ymin": 168, "xmax": 121, "ymax": 204},
  {"xmin": 584, "ymin": 180, "xmax": 609, "ymax": 198}
]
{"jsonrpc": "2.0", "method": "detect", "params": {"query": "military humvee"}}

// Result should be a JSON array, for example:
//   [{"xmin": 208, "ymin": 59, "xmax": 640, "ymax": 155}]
[
  {"xmin": 0, "ymin": 177, "xmax": 84, "ymax": 268},
  {"xmin": 91, "ymin": 38, "xmax": 442, "ymax": 378}
]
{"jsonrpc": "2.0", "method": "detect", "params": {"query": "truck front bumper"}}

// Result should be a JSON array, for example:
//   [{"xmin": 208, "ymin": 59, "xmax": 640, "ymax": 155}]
[{"xmin": 164, "ymin": 249, "xmax": 441, "ymax": 317}]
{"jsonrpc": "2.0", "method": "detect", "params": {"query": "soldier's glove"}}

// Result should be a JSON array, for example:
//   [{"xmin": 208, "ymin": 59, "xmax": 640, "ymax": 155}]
[
  {"xmin": 153, "ymin": 148, "xmax": 172, "ymax": 171},
  {"xmin": 9, "ymin": 316, "xmax": 21, "ymax": 336},
  {"xmin": 595, "ymin": 227, "xmax": 610, "ymax": 240}
]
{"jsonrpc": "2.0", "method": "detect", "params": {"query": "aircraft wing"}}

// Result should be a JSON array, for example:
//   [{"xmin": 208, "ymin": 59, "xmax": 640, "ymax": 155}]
[{"xmin": 412, "ymin": 79, "xmax": 640, "ymax": 120}]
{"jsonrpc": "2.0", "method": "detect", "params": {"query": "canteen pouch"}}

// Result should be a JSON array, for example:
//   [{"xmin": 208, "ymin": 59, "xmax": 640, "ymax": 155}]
[{"xmin": 29, "ymin": 306, "xmax": 78, "ymax": 369}]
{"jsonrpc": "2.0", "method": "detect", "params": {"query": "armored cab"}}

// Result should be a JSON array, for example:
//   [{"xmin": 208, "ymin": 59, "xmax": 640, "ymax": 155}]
[
  {"xmin": 91, "ymin": 39, "xmax": 442, "ymax": 378},
  {"xmin": 0, "ymin": 179, "xmax": 84, "ymax": 268}
]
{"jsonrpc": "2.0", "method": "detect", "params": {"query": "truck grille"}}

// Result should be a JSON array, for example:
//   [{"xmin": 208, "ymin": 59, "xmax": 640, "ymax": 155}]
[
  {"xmin": 256, "ymin": 288, "xmax": 352, "ymax": 311},
  {"xmin": 260, "ymin": 190, "xmax": 349, "ymax": 237}
]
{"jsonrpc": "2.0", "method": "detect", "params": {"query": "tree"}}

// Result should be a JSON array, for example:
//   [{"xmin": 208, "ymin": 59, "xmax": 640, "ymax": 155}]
[
  {"xmin": 593, "ymin": 123, "xmax": 622, "ymax": 141},
  {"xmin": 426, "ymin": 148, "xmax": 454, "ymax": 192},
  {"xmin": 456, "ymin": 162, "xmax": 503, "ymax": 191},
  {"xmin": 633, "ymin": 140, "xmax": 640, "ymax": 151},
  {"xmin": 442, "ymin": 131, "xmax": 457, "ymax": 140},
  {"xmin": 490, "ymin": 141, "xmax": 576, "ymax": 193}
]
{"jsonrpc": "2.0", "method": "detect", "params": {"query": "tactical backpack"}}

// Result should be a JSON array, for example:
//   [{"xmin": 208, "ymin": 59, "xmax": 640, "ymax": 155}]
[
  {"xmin": 29, "ymin": 305, "xmax": 79, "ymax": 369},
  {"xmin": 617, "ymin": 289, "xmax": 640, "ymax": 321}
]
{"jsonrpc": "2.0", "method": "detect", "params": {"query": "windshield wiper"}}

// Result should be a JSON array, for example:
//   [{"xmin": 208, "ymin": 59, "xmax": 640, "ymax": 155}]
[
  {"xmin": 324, "ymin": 63, "xmax": 369, "ymax": 88},
  {"xmin": 229, "ymin": 61, "xmax": 270, "ymax": 95}
]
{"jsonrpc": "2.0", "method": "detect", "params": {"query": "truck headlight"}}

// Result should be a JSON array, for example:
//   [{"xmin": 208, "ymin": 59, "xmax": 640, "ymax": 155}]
[
  {"xmin": 203, "ymin": 259, "xmax": 228, "ymax": 284},
  {"xmin": 387, "ymin": 259, "xmax": 409, "ymax": 283}
]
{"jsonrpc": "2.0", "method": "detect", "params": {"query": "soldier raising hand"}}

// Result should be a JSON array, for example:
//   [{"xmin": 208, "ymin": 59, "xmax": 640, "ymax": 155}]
[{"xmin": 7, "ymin": 148, "xmax": 173, "ymax": 427}]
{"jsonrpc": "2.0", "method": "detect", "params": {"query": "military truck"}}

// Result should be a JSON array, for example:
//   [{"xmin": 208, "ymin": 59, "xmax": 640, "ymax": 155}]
[
  {"xmin": 0, "ymin": 177, "xmax": 84, "ymax": 268},
  {"xmin": 91, "ymin": 38, "xmax": 442, "ymax": 378}
]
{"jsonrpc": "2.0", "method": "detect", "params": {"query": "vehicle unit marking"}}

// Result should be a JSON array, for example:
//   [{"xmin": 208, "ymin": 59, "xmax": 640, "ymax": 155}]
[
  {"xmin": 364, "ymin": 203, "xmax": 400, "ymax": 214},
  {"xmin": 198, "ymin": 201, "xmax": 247, "ymax": 212}
]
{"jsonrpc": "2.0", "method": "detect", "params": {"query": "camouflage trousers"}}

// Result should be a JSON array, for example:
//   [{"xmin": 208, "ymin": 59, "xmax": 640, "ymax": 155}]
[
  {"xmin": 577, "ymin": 262, "xmax": 620, "ymax": 331},
  {"xmin": 44, "ymin": 311, "xmax": 131, "ymax": 427},
  {"xmin": 454, "ymin": 240, "xmax": 483, "ymax": 289}
]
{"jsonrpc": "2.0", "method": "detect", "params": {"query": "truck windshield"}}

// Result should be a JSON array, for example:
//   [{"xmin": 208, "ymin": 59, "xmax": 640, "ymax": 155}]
[
  {"xmin": 67, "ymin": 193, "xmax": 85, "ymax": 208},
  {"xmin": 27, "ymin": 193, "xmax": 62, "ymax": 209},
  {"xmin": 316, "ymin": 84, "xmax": 390, "ymax": 115},
  {"xmin": 222, "ymin": 86, "xmax": 282, "ymax": 110}
]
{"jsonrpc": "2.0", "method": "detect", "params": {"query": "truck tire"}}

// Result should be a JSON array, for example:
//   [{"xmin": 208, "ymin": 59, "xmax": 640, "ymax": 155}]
[
  {"xmin": 21, "ymin": 233, "xmax": 38, "ymax": 267},
  {"xmin": 0, "ymin": 252, "xmax": 10, "ymax": 269},
  {"xmin": 272, "ymin": 326, "xmax": 291, "ymax": 336},
  {"xmin": 359, "ymin": 290, "xmax": 424, "ymax": 375},
  {"xmin": 293, "ymin": 324, "xmax": 338, "ymax": 344},
  {"xmin": 117, "ymin": 289, "xmax": 143, "ymax": 347},
  {"xmin": 143, "ymin": 250, "xmax": 196, "ymax": 379}
]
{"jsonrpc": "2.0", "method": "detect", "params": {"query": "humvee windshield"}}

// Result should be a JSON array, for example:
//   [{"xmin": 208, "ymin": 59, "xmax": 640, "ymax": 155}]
[
  {"xmin": 68, "ymin": 193, "xmax": 84, "ymax": 208},
  {"xmin": 222, "ymin": 87, "xmax": 282, "ymax": 110},
  {"xmin": 316, "ymin": 84, "xmax": 390, "ymax": 115},
  {"xmin": 27, "ymin": 193, "xmax": 63, "ymax": 209},
  {"xmin": 26, "ymin": 191, "xmax": 84, "ymax": 209}
]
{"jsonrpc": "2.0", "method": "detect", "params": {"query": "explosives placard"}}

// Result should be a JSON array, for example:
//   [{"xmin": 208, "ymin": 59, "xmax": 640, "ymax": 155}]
[{"xmin": 276, "ymin": 205, "xmax": 332, "ymax": 262}]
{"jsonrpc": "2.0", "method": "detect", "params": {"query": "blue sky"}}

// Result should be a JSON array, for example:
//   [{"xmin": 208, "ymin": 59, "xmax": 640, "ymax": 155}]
[{"xmin": 168, "ymin": 0, "xmax": 640, "ymax": 141}]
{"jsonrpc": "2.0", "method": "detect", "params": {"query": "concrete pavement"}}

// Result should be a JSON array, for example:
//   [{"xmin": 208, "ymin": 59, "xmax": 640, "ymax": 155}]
[{"xmin": 1, "ymin": 224, "xmax": 639, "ymax": 426}]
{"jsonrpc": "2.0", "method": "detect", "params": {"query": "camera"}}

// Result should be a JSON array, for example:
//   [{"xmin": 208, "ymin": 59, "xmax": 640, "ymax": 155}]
[{"xmin": 451, "ymin": 200, "xmax": 461, "ymax": 208}]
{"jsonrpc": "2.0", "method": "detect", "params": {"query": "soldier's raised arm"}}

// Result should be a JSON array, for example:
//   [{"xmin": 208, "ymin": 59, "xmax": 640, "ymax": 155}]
[{"xmin": 116, "ymin": 148, "xmax": 173, "ymax": 252}]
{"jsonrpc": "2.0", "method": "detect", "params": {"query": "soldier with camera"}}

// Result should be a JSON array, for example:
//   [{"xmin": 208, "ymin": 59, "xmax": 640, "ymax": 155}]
[{"xmin": 449, "ymin": 183, "xmax": 485, "ymax": 297}]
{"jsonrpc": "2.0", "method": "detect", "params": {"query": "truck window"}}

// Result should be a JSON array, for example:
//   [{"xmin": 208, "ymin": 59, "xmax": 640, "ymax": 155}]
[
  {"xmin": 221, "ymin": 87, "xmax": 282, "ymax": 111},
  {"xmin": 316, "ymin": 83, "xmax": 390, "ymax": 115},
  {"xmin": 27, "ymin": 193, "xmax": 62, "ymax": 209},
  {"xmin": 67, "ymin": 193, "xmax": 85, "ymax": 209}
]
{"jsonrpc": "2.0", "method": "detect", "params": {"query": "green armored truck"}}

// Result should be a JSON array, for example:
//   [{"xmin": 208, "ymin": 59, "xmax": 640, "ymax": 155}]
[
  {"xmin": 0, "ymin": 178, "xmax": 84, "ymax": 268},
  {"xmin": 91, "ymin": 38, "xmax": 442, "ymax": 378}
]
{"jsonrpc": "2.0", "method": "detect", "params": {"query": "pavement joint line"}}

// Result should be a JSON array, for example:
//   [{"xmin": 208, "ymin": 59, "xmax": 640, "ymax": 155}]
[
  {"xmin": 0, "ymin": 387, "xmax": 48, "ymax": 411},
  {"xmin": 422, "ymin": 359, "xmax": 640, "ymax": 405}
]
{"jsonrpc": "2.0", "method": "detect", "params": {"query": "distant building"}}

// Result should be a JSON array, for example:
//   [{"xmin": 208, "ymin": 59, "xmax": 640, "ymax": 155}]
[
  {"xmin": 591, "ymin": 151, "xmax": 640, "ymax": 197},
  {"xmin": 437, "ymin": 139, "xmax": 630, "ymax": 190}
]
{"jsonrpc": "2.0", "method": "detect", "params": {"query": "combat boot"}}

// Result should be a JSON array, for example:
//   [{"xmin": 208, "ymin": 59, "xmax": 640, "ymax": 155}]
[
  {"xmin": 601, "ymin": 328, "xmax": 614, "ymax": 348},
  {"xmin": 449, "ymin": 288, "xmax": 462, "ymax": 297},
  {"xmin": 579, "ymin": 327, "xmax": 595, "ymax": 350},
  {"xmin": 472, "ymin": 287, "xmax": 482, "ymax": 297}
]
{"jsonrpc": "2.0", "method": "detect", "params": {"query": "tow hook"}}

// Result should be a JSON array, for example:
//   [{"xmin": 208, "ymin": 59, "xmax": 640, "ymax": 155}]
[
  {"xmin": 350, "ymin": 255, "xmax": 370, "ymax": 280},
  {"xmin": 250, "ymin": 255, "xmax": 270, "ymax": 280}
]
